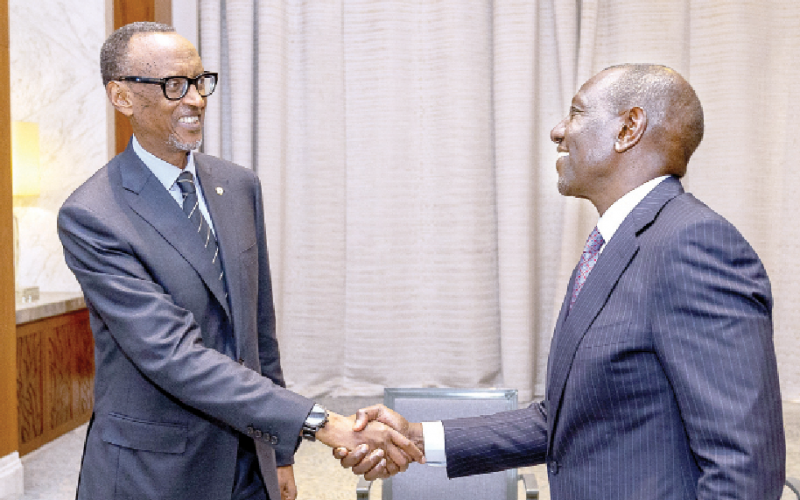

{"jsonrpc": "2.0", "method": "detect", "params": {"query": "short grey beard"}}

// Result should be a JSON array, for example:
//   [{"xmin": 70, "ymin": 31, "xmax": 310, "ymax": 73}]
[
  {"xmin": 557, "ymin": 177, "xmax": 568, "ymax": 196},
  {"xmin": 168, "ymin": 134, "xmax": 202, "ymax": 152}
]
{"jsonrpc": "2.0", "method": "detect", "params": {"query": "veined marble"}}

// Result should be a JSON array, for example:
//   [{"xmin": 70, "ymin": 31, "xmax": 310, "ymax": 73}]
[
  {"xmin": 9, "ymin": 0, "xmax": 107, "ymax": 293},
  {"xmin": 15, "ymin": 291, "xmax": 86, "ymax": 325}
]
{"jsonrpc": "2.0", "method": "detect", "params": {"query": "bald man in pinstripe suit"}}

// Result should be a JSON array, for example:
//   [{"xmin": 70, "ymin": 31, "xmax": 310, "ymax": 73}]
[{"xmin": 339, "ymin": 64, "xmax": 786, "ymax": 499}]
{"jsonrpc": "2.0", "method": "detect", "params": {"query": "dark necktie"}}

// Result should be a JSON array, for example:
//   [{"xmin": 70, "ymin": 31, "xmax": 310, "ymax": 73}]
[
  {"xmin": 570, "ymin": 226, "xmax": 604, "ymax": 310},
  {"xmin": 176, "ymin": 171, "xmax": 229, "ymax": 305}
]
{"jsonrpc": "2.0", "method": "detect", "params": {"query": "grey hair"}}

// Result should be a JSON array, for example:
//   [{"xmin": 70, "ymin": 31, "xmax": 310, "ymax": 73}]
[
  {"xmin": 100, "ymin": 22, "xmax": 176, "ymax": 86},
  {"xmin": 603, "ymin": 64, "xmax": 704, "ymax": 166}
]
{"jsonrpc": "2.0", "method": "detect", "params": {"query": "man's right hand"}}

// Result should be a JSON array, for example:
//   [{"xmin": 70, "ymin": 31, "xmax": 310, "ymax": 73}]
[
  {"xmin": 315, "ymin": 411, "xmax": 423, "ymax": 480},
  {"xmin": 332, "ymin": 404, "xmax": 425, "ymax": 480}
]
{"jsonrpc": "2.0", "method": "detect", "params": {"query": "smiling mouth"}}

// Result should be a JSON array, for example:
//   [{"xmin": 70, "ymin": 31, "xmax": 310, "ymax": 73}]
[{"xmin": 178, "ymin": 116, "xmax": 201, "ymax": 126}]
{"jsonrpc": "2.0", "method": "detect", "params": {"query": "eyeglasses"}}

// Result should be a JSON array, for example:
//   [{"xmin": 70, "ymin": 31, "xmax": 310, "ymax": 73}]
[{"xmin": 116, "ymin": 72, "xmax": 218, "ymax": 101}]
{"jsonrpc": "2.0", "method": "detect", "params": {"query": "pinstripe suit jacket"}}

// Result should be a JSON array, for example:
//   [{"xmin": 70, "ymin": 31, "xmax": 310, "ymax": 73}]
[
  {"xmin": 442, "ymin": 177, "xmax": 785, "ymax": 499},
  {"xmin": 58, "ymin": 143, "xmax": 314, "ymax": 500}
]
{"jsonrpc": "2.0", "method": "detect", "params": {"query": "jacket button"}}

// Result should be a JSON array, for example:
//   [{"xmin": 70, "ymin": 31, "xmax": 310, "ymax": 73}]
[
  {"xmin": 548, "ymin": 460, "xmax": 560, "ymax": 475},
  {"xmin": 254, "ymin": 429, "xmax": 263, "ymax": 439},
  {"xmin": 270, "ymin": 436, "xmax": 279, "ymax": 445},
  {"xmin": 238, "ymin": 358, "xmax": 245, "ymax": 365},
  {"xmin": 247, "ymin": 425, "xmax": 255, "ymax": 437}
]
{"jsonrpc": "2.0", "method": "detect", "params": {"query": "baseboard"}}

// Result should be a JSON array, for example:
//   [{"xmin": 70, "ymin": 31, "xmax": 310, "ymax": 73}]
[{"xmin": 0, "ymin": 452, "xmax": 24, "ymax": 500}]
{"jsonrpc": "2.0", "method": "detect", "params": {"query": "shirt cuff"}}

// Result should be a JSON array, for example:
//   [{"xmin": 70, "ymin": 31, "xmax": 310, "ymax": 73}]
[{"xmin": 421, "ymin": 421, "xmax": 447, "ymax": 467}]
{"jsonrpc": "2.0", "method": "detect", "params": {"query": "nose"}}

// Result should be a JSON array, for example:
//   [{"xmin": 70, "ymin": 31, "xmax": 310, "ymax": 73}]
[
  {"xmin": 182, "ymin": 82, "xmax": 205, "ymax": 108},
  {"xmin": 550, "ymin": 117, "xmax": 566, "ymax": 145}
]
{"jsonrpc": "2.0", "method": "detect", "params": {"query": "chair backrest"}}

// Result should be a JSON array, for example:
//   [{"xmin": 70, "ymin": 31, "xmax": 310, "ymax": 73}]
[{"xmin": 382, "ymin": 388, "xmax": 518, "ymax": 500}]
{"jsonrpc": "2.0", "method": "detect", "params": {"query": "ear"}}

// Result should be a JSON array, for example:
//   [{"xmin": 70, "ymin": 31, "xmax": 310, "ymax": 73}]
[
  {"xmin": 614, "ymin": 106, "xmax": 646, "ymax": 153},
  {"xmin": 107, "ymin": 81, "xmax": 134, "ymax": 117}
]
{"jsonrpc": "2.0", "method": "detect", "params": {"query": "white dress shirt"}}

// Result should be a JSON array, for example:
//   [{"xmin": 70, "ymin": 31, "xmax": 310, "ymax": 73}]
[
  {"xmin": 422, "ymin": 175, "xmax": 671, "ymax": 466},
  {"xmin": 131, "ymin": 136, "xmax": 216, "ymax": 235}
]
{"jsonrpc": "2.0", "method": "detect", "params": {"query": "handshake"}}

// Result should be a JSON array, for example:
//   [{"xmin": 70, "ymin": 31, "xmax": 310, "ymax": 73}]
[{"xmin": 317, "ymin": 405, "xmax": 424, "ymax": 481}]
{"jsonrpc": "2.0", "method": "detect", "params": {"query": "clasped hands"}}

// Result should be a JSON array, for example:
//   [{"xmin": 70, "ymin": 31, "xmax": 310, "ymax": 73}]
[{"xmin": 321, "ymin": 405, "xmax": 424, "ymax": 481}]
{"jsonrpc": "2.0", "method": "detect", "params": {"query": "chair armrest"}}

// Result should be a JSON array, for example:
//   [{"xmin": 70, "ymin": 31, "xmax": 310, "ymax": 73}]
[
  {"xmin": 519, "ymin": 473, "xmax": 539, "ymax": 500},
  {"xmin": 787, "ymin": 477, "xmax": 800, "ymax": 499},
  {"xmin": 356, "ymin": 477, "xmax": 373, "ymax": 500}
]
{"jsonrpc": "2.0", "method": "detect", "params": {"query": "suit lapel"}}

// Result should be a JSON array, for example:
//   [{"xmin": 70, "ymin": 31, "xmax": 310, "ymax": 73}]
[
  {"xmin": 116, "ymin": 144, "xmax": 232, "ymax": 321},
  {"xmin": 546, "ymin": 269, "xmax": 579, "ymax": 386},
  {"xmin": 545, "ymin": 177, "xmax": 685, "ymax": 449},
  {"xmin": 194, "ymin": 156, "xmax": 238, "ymax": 326}
]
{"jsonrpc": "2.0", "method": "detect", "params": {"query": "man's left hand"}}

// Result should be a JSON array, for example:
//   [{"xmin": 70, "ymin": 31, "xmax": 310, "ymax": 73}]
[{"xmin": 277, "ymin": 465, "xmax": 297, "ymax": 500}]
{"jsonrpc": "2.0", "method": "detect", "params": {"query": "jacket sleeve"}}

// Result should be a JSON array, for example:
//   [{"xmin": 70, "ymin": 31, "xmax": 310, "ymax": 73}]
[
  {"xmin": 442, "ymin": 402, "xmax": 548, "ymax": 478},
  {"xmin": 652, "ymin": 217, "xmax": 785, "ymax": 498}
]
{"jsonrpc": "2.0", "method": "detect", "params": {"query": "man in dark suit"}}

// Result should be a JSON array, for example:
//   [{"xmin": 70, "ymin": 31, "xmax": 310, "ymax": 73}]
[
  {"xmin": 58, "ymin": 22, "xmax": 421, "ymax": 500},
  {"xmin": 338, "ymin": 64, "xmax": 786, "ymax": 498}
]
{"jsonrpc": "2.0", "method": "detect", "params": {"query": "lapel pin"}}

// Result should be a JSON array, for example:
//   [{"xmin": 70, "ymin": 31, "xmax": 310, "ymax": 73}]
[{"xmin": 216, "ymin": 187, "xmax": 224, "ymax": 195}]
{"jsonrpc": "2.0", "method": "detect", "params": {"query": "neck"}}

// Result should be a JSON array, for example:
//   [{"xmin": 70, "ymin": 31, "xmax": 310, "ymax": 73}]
[
  {"xmin": 131, "ymin": 135, "xmax": 190, "ymax": 169},
  {"xmin": 132, "ymin": 135, "xmax": 190, "ymax": 169}
]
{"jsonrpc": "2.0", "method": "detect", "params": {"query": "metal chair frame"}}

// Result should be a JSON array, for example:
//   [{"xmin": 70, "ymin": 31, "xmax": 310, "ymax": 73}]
[
  {"xmin": 787, "ymin": 477, "xmax": 800, "ymax": 499},
  {"xmin": 355, "ymin": 387, "xmax": 538, "ymax": 500}
]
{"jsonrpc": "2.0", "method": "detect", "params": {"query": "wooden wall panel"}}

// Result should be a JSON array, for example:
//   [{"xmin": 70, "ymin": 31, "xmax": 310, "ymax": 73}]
[
  {"xmin": 17, "ymin": 310, "xmax": 94, "ymax": 456},
  {"xmin": 113, "ymin": 0, "xmax": 155, "ymax": 35},
  {"xmin": 0, "ymin": 0, "xmax": 20, "ymax": 459},
  {"xmin": 49, "ymin": 327, "xmax": 74, "ymax": 428},
  {"xmin": 16, "ymin": 332, "xmax": 42, "ymax": 447},
  {"xmin": 74, "ymin": 318, "xmax": 94, "ymax": 416},
  {"xmin": 154, "ymin": 0, "xmax": 172, "ymax": 27}
]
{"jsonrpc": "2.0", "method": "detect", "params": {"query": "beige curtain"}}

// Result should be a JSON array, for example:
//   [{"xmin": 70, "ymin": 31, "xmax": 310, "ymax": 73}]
[{"xmin": 200, "ymin": 0, "xmax": 800, "ymax": 402}]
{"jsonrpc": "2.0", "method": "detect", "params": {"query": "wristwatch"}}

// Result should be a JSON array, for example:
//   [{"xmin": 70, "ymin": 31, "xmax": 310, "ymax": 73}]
[{"xmin": 301, "ymin": 403, "xmax": 329, "ymax": 441}]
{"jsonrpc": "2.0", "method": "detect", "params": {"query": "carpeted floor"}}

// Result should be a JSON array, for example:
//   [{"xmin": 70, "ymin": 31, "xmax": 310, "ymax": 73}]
[{"xmin": 19, "ymin": 398, "xmax": 800, "ymax": 500}]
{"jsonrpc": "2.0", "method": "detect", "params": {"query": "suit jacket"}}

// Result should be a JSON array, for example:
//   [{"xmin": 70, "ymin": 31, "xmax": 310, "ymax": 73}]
[
  {"xmin": 58, "ymin": 143, "xmax": 314, "ymax": 500},
  {"xmin": 441, "ymin": 177, "xmax": 785, "ymax": 499}
]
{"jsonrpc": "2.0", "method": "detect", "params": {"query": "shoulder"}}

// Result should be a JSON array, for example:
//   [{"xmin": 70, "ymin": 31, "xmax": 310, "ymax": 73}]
[
  {"xmin": 58, "ymin": 151, "xmax": 143, "ymax": 233},
  {"xmin": 647, "ymin": 192, "xmax": 744, "ymax": 246},
  {"xmin": 643, "ymin": 192, "xmax": 758, "ymax": 263},
  {"xmin": 639, "ymin": 189, "xmax": 768, "ymax": 282},
  {"xmin": 646, "ymin": 192, "xmax": 771, "ymax": 305},
  {"xmin": 60, "ymin": 157, "xmax": 121, "ymax": 216},
  {"xmin": 193, "ymin": 153, "xmax": 262, "ymax": 205},
  {"xmin": 194, "ymin": 153, "xmax": 258, "ymax": 182}
]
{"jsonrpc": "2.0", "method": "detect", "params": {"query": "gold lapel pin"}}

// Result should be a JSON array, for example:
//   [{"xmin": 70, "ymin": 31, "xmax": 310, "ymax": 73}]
[{"xmin": 216, "ymin": 187, "xmax": 224, "ymax": 195}]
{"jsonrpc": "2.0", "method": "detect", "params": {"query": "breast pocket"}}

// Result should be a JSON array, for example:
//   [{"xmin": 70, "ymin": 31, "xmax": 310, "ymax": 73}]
[{"xmin": 577, "ymin": 318, "xmax": 636, "ymax": 349}]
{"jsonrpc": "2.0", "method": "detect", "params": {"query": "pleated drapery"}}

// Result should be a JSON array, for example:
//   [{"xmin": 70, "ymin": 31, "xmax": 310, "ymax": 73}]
[{"xmin": 200, "ymin": 0, "xmax": 800, "ymax": 402}]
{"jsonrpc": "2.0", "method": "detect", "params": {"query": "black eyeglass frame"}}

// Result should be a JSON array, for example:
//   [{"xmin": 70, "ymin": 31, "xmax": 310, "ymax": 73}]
[{"xmin": 116, "ymin": 72, "xmax": 219, "ymax": 101}]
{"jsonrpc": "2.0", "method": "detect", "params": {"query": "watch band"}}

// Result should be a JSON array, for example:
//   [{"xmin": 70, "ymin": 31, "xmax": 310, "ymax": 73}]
[{"xmin": 301, "ymin": 403, "xmax": 329, "ymax": 441}]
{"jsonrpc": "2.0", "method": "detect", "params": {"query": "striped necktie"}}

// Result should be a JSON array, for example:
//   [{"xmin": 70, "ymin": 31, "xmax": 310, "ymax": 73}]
[
  {"xmin": 570, "ymin": 226, "xmax": 604, "ymax": 310},
  {"xmin": 176, "ymin": 171, "xmax": 229, "ymax": 305}
]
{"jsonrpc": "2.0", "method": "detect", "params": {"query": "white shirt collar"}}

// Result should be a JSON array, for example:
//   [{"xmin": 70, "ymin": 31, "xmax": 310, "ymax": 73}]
[
  {"xmin": 596, "ymin": 175, "xmax": 670, "ymax": 244},
  {"xmin": 131, "ymin": 135, "xmax": 197, "ymax": 192}
]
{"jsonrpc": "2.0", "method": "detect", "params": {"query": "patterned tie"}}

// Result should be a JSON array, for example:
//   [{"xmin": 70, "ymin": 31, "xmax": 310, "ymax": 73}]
[
  {"xmin": 570, "ymin": 226, "xmax": 604, "ymax": 310},
  {"xmin": 176, "ymin": 171, "xmax": 229, "ymax": 304}
]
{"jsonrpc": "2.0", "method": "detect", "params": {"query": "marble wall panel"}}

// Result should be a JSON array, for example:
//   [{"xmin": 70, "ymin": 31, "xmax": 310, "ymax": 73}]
[{"xmin": 9, "ymin": 0, "xmax": 107, "ymax": 293}]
